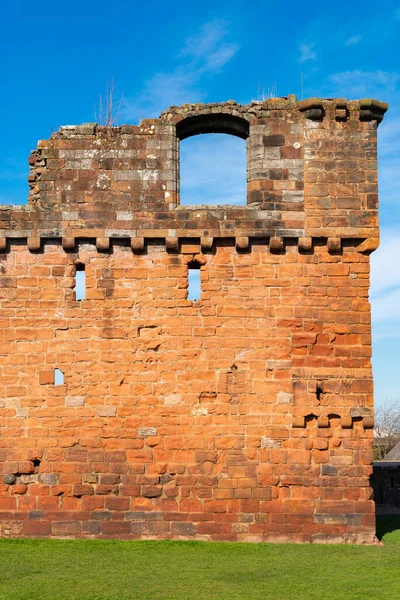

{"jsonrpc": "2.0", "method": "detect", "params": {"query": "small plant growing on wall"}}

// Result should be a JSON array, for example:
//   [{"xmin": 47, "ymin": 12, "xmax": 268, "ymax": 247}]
[{"xmin": 95, "ymin": 78, "xmax": 124, "ymax": 126}]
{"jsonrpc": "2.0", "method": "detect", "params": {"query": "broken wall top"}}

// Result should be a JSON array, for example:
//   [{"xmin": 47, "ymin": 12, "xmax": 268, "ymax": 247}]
[{"xmin": 0, "ymin": 96, "xmax": 388, "ymax": 248}]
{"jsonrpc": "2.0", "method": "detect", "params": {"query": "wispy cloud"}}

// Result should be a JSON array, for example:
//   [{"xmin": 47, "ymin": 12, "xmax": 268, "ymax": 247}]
[
  {"xmin": 328, "ymin": 69, "xmax": 399, "ymax": 98},
  {"xmin": 179, "ymin": 19, "xmax": 238, "ymax": 72},
  {"xmin": 180, "ymin": 134, "xmax": 246, "ymax": 206},
  {"xmin": 379, "ymin": 117, "xmax": 400, "ymax": 156},
  {"xmin": 298, "ymin": 42, "xmax": 317, "ymax": 63},
  {"xmin": 345, "ymin": 34, "xmax": 362, "ymax": 46},
  {"xmin": 371, "ymin": 231, "xmax": 400, "ymax": 338},
  {"xmin": 377, "ymin": 117, "xmax": 400, "ymax": 207},
  {"xmin": 371, "ymin": 232, "xmax": 400, "ymax": 297},
  {"xmin": 122, "ymin": 19, "xmax": 239, "ymax": 122}
]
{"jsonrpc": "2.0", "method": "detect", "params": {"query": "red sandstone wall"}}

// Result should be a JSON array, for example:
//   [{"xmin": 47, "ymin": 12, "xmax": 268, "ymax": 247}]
[
  {"xmin": 0, "ymin": 97, "xmax": 387, "ymax": 542},
  {"xmin": 0, "ymin": 240, "xmax": 375, "ymax": 542}
]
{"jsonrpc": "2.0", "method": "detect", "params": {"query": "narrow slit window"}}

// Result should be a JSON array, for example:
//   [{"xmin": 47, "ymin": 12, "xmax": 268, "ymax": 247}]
[
  {"xmin": 188, "ymin": 263, "xmax": 201, "ymax": 301},
  {"xmin": 75, "ymin": 264, "xmax": 86, "ymax": 301},
  {"xmin": 54, "ymin": 369, "xmax": 64, "ymax": 386}
]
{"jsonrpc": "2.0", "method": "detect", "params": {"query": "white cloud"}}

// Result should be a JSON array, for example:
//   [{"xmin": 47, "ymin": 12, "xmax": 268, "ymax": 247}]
[
  {"xmin": 371, "ymin": 231, "xmax": 400, "ymax": 337},
  {"xmin": 179, "ymin": 19, "xmax": 238, "ymax": 72},
  {"xmin": 122, "ymin": 19, "xmax": 239, "ymax": 122},
  {"xmin": 123, "ymin": 71, "xmax": 203, "ymax": 123},
  {"xmin": 379, "ymin": 157, "xmax": 400, "ymax": 206},
  {"xmin": 372, "ymin": 287, "xmax": 400, "ymax": 323},
  {"xmin": 371, "ymin": 232, "xmax": 400, "ymax": 297},
  {"xmin": 378, "ymin": 117, "xmax": 400, "ymax": 156},
  {"xmin": 299, "ymin": 42, "xmax": 317, "ymax": 63},
  {"xmin": 345, "ymin": 34, "xmax": 362, "ymax": 46},
  {"xmin": 204, "ymin": 43, "xmax": 239, "ymax": 72},
  {"xmin": 328, "ymin": 69, "xmax": 399, "ymax": 99},
  {"xmin": 377, "ymin": 117, "xmax": 400, "ymax": 206}
]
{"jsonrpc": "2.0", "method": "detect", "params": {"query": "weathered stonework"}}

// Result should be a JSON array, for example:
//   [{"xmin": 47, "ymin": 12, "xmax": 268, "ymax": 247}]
[{"xmin": 0, "ymin": 96, "xmax": 387, "ymax": 542}]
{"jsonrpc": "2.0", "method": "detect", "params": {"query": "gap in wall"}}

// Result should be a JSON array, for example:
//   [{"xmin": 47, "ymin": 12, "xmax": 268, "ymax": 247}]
[
  {"xmin": 54, "ymin": 369, "xmax": 64, "ymax": 385},
  {"xmin": 188, "ymin": 264, "xmax": 201, "ymax": 300},
  {"xmin": 180, "ymin": 133, "xmax": 246, "ymax": 206},
  {"xmin": 75, "ymin": 265, "xmax": 86, "ymax": 300}
]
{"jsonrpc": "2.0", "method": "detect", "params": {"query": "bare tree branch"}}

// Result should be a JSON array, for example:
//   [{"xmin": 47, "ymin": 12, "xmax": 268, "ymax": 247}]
[
  {"xmin": 95, "ymin": 78, "xmax": 124, "ymax": 126},
  {"xmin": 257, "ymin": 82, "xmax": 278, "ymax": 102},
  {"xmin": 374, "ymin": 401, "xmax": 400, "ymax": 460}
]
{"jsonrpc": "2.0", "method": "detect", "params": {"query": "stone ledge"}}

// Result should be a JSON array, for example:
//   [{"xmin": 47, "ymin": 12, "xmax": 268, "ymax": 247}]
[{"xmin": 0, "ymin": 234, "xmax": 380, "ymax": 255}]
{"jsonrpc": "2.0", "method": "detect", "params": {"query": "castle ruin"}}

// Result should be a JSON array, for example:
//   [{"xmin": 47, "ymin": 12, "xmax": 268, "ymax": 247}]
[{"xmin": 0, "ymin": 96, "xmax": 387, "ymax": 542}]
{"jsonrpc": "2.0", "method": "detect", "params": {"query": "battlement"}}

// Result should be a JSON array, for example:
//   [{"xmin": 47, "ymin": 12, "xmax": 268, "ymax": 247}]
[{"xmin": 0, "ymin": 97, "xmax": 387, "ymax": 253}]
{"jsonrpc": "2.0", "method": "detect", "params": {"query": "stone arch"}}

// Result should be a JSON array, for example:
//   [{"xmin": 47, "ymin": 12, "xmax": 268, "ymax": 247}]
[
  {"xmin": 176, "ymin": 113, "xmax": 250, "ymax": 141},
  {"xmin": 172, "ymin": 110, "xmax": 249, "ymax": 206}
]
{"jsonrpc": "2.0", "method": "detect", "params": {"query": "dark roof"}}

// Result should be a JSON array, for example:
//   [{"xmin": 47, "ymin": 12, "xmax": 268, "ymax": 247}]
[{"xmin": 385, "ymin": 441, "xmax": 400, "ymax": 461}]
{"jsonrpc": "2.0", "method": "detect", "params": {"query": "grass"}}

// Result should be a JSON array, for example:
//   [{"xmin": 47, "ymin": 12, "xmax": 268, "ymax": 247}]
[{"xmin": 0, "ymin": 517, "xmax": 399, "ymax": 600}]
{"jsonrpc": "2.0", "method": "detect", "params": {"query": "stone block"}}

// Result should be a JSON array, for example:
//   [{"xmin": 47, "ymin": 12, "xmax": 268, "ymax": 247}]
[
  {"xmin": 200, "ymin": 236, "xmax": 213, "ymax": 251},
  {"xmin": 65, "ymin": 396, "xmax": 85, "ymax": 407},
  {"xmin": 96, "ymin": 406, "xmax": 117, "ymax": 417},
  {"xmin": 164, "ymin": 394, "xmax": 182, "ymax": 406},
  {"xmin": 277, "ymin": 391, "xmax": 292, "ymax": 404},
  {"xmin": 263, "ymin": 134, "xmax": 285, "ymax": 147},
  {"xmin": 39, "ymin": 370, "xmax": 54, "ymax": 385},
  {"xmin": 96, "ymin": 237, "xmax": 110, "ymax": 252},
  {"xmin": 165, "ymin": 237, "xmax": 179, "ymax": 252},
  {"xmin": 62, "ymin": 237, "xmax": 75, "ymax": 251},
  {"xmin": 235, "ymin": 237, "xmax": 249, "ymax": 251},
  {"xmin": 138, "ymin": 427, "xmax": 158, "ymax": 437},
  {"xmin": 27, "ymin": 237, "xmax": 41, "ymax": 252},
  {"xmin": 269, "ymin": 236, "xmax": 283, "ymax": 252},
  {"xmin": 363, "ymin": 417, "xmax": 374, "ymax": 429},
  {"xmin": 131, "ymin": 237, "xmax": 145, "ymax": 253},
  {"xmin": 40, "ymin": 474, "xmax": 57, "ymax": 485},
  {"xmin": 341, "ymin": 417, "xmax": 353, "ymax": 429},
  {"xmin": 327, "ymin": 238, "xmax": 341, "ymax": 253},
  {"xmin": 298, "ymin": 236, "xmax": 312, "ymax": 252}
]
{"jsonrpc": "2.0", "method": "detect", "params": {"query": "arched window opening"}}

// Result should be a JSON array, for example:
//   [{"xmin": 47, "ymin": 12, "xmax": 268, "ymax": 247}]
[
  {"xmin": 177, "ymin": 112, "xmax": 248, "ymax": 207},
  {"xmin": 179, "ymin": 133, "xmax": 246, "ymax": 206}
]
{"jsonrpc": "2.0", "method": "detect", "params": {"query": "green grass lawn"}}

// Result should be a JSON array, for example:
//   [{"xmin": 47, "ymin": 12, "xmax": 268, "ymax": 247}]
[{"xmin": 1, "ymin": 517, "xmax": 399, "ymax": 600}]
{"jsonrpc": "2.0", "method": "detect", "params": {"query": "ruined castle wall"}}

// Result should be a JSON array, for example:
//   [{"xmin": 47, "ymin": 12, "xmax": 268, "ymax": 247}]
[{"xmin": 0, "ymin": 97, "xmax": 387, "ymax": 542}]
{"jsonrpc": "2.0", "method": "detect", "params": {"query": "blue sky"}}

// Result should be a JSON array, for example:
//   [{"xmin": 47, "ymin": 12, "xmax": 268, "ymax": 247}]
[{"xmin": 1, "ymin": 0, "xmax": 400, "ymax": 406}]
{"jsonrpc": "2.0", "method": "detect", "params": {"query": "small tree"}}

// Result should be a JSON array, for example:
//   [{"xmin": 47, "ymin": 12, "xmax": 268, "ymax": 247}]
[
  {"xmin": 94, "ymin": 78, "xmax": 124, "ymax": 126},
  {"xmin": 374, "ymin": 401, "xmax": 400, "ymax": 460}
]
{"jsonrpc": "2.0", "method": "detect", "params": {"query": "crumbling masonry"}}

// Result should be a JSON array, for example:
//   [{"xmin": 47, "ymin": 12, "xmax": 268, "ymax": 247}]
[{"xmin": 0, "ymin": 96, "xmax": 387, "ymax": 542}]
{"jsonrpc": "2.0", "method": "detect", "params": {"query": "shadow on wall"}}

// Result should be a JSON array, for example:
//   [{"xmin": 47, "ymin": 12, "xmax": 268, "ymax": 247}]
[
  {"xmin": 371, "ymin": 462, "xmax": 400, "ymax": 509},
  {"xmin": 376, "ymin": 515, "xmax": 400, "ymax": 540},
  {"xmin": 371, "ymin": 461, "xmax": 400, "ymax": 539}
]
